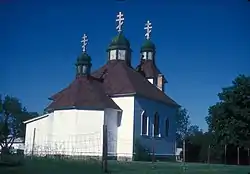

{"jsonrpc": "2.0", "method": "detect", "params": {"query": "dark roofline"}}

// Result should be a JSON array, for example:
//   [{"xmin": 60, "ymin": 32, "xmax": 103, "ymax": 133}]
[
  {"xmin": 45, "ymin": 106, "xmax": 122, "ymax": 113},
  {"xmin": 135, "ymin": 94, "xmax": 181, "ymax": 108},
  {"xmin": 23, "ymin": 114, "xmax": 49, "ymax": 124},
  {"xmin": 109, "ymin": 93, "xmax": 180, "ymax": 108}
]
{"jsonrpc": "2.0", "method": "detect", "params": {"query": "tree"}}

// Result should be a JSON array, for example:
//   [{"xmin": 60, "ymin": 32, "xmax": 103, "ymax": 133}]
[
  {"xmin": 206, "ymin": 74, "xmax": 250, "ymax": 164},
  {"xmin": 187, "ymin": 125, "xmax": 202, "ymax": 136},
  {"xmin": 176, "ymin": 107, "xmax": 190, "ymax": 147},
  {"xmin": 0, "ymin": 95, "xmax": 38, "ymax": 153}
]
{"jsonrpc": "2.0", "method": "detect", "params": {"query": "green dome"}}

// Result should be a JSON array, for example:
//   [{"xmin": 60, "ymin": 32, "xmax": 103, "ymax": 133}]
[
  {"xmin": 107, "ymin": 32, "xmax": 130, "ymax": 50},
  {"xmin": 140, "ymin": 40, "xmax": 156, "ymax": 52},
  {"xmin": 76, "ymin": 52, "xmax": 92, "ymax": 65}
]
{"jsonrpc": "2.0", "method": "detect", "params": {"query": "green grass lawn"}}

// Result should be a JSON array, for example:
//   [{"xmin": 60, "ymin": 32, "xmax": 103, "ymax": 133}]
[{"xmin": 0, "ymin": 158, "xmax": 250, "ymax": 174}]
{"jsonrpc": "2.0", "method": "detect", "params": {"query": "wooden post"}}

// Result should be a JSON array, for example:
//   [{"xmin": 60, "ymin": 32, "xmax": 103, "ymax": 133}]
[
  {"xmin": 224, "ymin": 144, "xmax": 227, "ymax": 165},
  {"xmin": 183, "ymin": 140, "xmax": 186, "ymax": 163},
  {"xmin": 237, "ymin": 147, "xmax": 240, "ymax": 165},
  {"xmin": 102, "ymin": 125, "xmax": 108, "ymax": 173},
  {"xmin": 31, "ymin": 128, "xmax": 36, "ymax": 156},
  {"xmin": 207, "ymin": 145, "xmax": 211, "ymax": 164},
  {"xmin": 152, "ymin": 137, "xmax": 155, "ymax": 165},
  {"xmin": 248, "ymin": 148, "xmax": 250, "ymax": 165},
  {"xmin": 182, "ymin": 139, "xmax": 187, "ymax": 172}
]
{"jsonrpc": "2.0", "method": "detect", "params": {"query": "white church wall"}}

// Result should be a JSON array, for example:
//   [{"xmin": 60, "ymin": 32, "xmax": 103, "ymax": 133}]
[
  {"xmin": 134, "ymin": 96, "xmax": 178, "ymax": 156},
  {"xmin": 24, "ymin": 113, "xmax": 52, "ymax": 156},
  {"xmin": 111, "ymin": 96, "xmax": 134, "ymax": 159},
  {"xmin": 104, "ymin": 108, "xmax": 118, "ymax": 156},
  {"xmin": 52, "ymin": 109, "xmax": 104, "ymax": 156}
]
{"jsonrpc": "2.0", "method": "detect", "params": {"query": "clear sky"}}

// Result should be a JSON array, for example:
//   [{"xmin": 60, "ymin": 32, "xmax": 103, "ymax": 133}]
[{"xmin": 1, "ymin": 0, "xmax": 249, "ymax": 130}]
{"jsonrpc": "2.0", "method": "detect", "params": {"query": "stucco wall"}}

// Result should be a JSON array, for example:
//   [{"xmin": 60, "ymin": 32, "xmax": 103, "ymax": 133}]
[
  {"xmin": 25, "ymin": 110, "xmax": 105, "ymax": 156},
  {"xmin": 24, "ymin": 113, "xmax": 51, "ymax": 155},
  {"xmin": 134, "ymin": 96, "xmax": 178, "ymax": 156},
  {"xmin": 104, "ymin": 108, "xmax": 119, "ymax": 156},
  {"xmin": 111, "ymin": 96, "xmax": 134, "ymax": 159}
]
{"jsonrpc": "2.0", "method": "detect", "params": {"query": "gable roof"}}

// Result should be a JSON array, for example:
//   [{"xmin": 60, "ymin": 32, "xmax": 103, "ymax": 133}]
[
  {"xmin": 92, "ymin": 61, "xmax": 179, "ymax": 107},
  {"xmin": 46, "ymin": 76, "xmax": 121, "ymax": 111}
]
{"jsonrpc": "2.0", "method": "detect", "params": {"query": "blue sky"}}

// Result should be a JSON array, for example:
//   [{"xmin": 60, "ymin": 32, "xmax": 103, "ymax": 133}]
[{"xmin": 1, "ymin": 0, "xmax": 249, "ymax": 130}]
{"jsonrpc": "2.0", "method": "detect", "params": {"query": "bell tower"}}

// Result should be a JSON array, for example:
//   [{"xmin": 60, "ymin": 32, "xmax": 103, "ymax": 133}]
[
  {"xmin": 107, "ymin": 12, "xmax": 132, "ymax": 66},
  {"xmin": 137, "ymin": 20, "xmax": 167, "ymax": 92},
  {"xmin": 75, "ymin": 34, "xmax": 92, "ymax": 77}
]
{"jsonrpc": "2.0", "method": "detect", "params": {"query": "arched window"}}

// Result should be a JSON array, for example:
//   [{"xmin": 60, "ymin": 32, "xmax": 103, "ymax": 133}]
[
  {"xmin": 165, "ymin": 119, "xmax": 169, "ymax": 137},
  {"xmin": 154, "ymin": 112, "xmax": 160, "ymax": 137},
  {"xmin": 141, "ymin": 111, "xmax": 148, "ymax": 135}
]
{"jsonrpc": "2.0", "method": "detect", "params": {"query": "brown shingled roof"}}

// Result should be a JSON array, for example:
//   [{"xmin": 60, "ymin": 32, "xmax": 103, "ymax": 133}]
[
  {"xmin": 137, "ymin": 60, "xmax": 167, "ymax": 83},
  {"xmin": 92, "ymin": 61, "xmax": 179, "ymax": 107},
  {"xmin": 46, "ymin": 76, "xmax": 121, "ymax": 111}
]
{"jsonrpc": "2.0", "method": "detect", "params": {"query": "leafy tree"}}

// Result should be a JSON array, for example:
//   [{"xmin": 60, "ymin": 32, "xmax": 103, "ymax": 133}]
[
  {"xmin": 176, "ymin": 108, "xmax": 190, "ymax": 147},
  {"xmin": 206, "ymin": 75, "xmax": 250, "ymax": 164},
  {"xmin": 187, "ymin": 125, "xmax": 202, "ymax": 136},
  {"xmin": 0, "ymin": 95, "xmax": 38, "ymax": 153}
]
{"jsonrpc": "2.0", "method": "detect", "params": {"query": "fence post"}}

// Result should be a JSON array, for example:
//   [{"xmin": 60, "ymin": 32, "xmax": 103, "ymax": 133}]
[
  {"xmin": 248, "ymin": 148, "xmax": 250, "ymax": 165},
  {"xmin": 152, "ymin": 137, "xmax": 155, "ymax": 165},
  {"xmin": 207, "ymin": 145, "xmax": 210, "ymax": 164},
  {"xmin": 224, "ymin": 144, "xmax": 227, "ymax": 165},
  {"xmin": 183, "ymin": 140, "xmax": 186, "ymax": 163},
  {"xmin": 102, "ymin": 125, "xmax": 108, "ymax": 173},
  {"xmin": 31, "ymin": 128, "xmax": 36, "ymax": 157},
  {"xmin": 237, "ymin": 146, "xmax": 240, "ymax": 165}
]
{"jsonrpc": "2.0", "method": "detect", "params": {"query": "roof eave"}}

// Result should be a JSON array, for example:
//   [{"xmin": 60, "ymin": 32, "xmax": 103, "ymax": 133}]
[
  {"xmin": 23, "ymin": 114, "xmax": 49, "ymax": 124},
  {"xmin": 45, "ymin": 106, "xmax": 121, "ymax": 112}
]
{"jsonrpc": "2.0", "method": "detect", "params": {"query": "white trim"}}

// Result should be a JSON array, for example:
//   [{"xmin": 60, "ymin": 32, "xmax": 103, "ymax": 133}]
[
  {"xmin": 146, "ymin": 115, "xmax": 149, "ymax": 135},
  {"xmin": 23, "ymin": 114, "xmax": 49, "ymax": 124}
]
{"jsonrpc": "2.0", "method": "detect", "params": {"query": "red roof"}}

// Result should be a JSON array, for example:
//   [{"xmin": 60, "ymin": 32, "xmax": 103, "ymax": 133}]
[
  {"xmin": 46, "ymin": 76, "xmax": 121, "ymax": 111},
  {"xmin": 92, "ymin": 61, "xmax": 179, "ymax": 107}
]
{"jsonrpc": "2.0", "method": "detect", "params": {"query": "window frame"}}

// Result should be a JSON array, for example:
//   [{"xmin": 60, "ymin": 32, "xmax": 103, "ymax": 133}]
[
  {"xmin": 153, "ymin": 112, "xmax": 160, "ymax": 137},
  {"xmin": 141, "ymin": 111, "xmax": 149, "ymax": 136}
]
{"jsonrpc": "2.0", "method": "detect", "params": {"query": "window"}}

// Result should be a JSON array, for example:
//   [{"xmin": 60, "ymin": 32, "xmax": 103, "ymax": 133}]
[
  {"xmin": 165, "ymin": 119, "xmax": 169, "ymax": 137},
  {"xmin": 154, "ymin": 112, "xmax": 160, "ymax": 137},
  {"xmin": 141, "ymin": 111, "xmax": 148, "ymax": 135},
  {"xmin": 148, "ymin": 52, "xmax": 153, "ymax": 60},
  {"xmin": 77, "ymin": 65, "xmax": 82, "ymax": 74},
  {"xmin": 142, "ymin": 52, "xmax": 147, "ymax": 60},
  {"xmin": 110, "ymin": 50, "xmax": 116, "ymax": 60},
  {"xmin": 118, "ymin": 50, "xmax": 126, "ymax": 60}
]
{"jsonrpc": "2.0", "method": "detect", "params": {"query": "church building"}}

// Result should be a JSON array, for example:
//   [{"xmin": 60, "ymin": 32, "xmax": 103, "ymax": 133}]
[{"xmin": 23, "ymin": 12, "xmax": 180, "ymax": 161}]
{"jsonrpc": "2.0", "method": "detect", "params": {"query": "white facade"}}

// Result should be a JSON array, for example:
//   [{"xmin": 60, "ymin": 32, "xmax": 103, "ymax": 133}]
[
  {"xmin": 24, "ymin": 96, "xmax": 177, "ymax": 160},
  {"xmin": 24, "ymin": 109, "xmax": 119, "ymax": 157},
  {"xmin": 111, "ymin": 96, "xmax": 134, "ymax": 159}
]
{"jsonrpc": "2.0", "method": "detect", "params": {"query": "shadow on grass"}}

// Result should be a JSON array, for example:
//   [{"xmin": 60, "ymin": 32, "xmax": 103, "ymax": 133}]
[{"xmin": 0, "ymin": 157, "xmax": 103, "ymax": 174}]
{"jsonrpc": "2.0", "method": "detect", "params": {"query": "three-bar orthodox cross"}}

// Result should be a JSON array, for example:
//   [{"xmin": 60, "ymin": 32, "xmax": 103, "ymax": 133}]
[
  {"xmin": 144, "ymin": 20, "xmax": 152, "ymax": 40},
  {"xmin": 81, "ymin": 34, "xmax": 88, "ymax": 52},
  {"xmin": 116, "ymin": 12, "xmax": 124, "ymax": 33}
]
